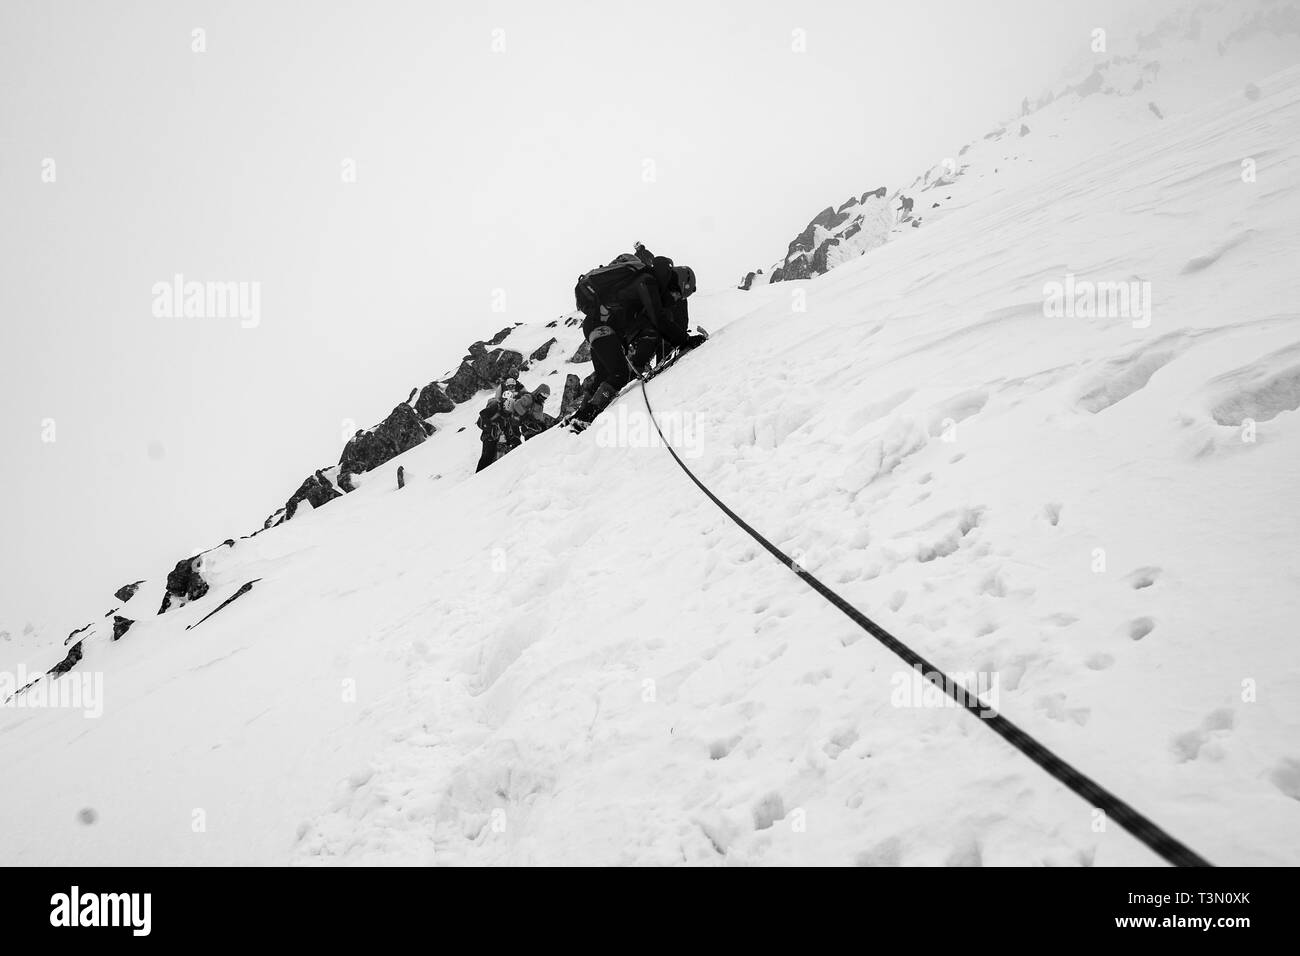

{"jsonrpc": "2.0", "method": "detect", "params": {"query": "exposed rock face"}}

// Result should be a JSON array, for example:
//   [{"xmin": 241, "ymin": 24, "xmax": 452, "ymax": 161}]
[
  {"xmin": 561, "ymin": 373, "xmax": 583, "ymax": 416},
  {"xmin": 339, "ymin": 403, "xmax": 431, "ymax": 479},
  {"xmin": 748, "ymin": 182, "xmax": 899, "ymax": 288},
  {"xmin": 112, "ymin": 616, "xmax": 134, "ymax": 641},
  {"xmin": 443, "ymin": 344, "xmax": 525, "ymax": 403},
  {"xmin": 781, "ymin": 255, "xmax": 813, "ymax": 281},
  {"xmin": 530, "ymin": 337, "xmax": 558, "ymax": 362},
  {"xmin": 811, "ymin": 237, "xmax": 841, "ymax": 274},
  {"xmin": 48, "ymin": 640, "xmax": 84, "ymax": 677},
  {"xmin": 113, "ymin": 580, "xmax": 144, "ymax": 603},
  {"xmin": 414, "ymin": 381, "xmax": 455, "ymax": 418},
  {"xmin": 569, "ymin": 340, "xmax": 592, "ymax": 364},
  {"xmin": 159, "ymin": 553, "xmax": 210, "ymax": 614},
  {"xmin": 284, "ymin": 469, "xmax": 342, "ymax": 521},
  {"xmin": 487, "ymin": 326, "xmax": 513, "ymax": 346}
]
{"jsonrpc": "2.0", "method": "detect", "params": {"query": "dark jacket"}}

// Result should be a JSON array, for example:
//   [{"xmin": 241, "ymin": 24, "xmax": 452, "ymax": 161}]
[{"xmin": 608, "ymin": 273, "xmax": 690, "ymax": 349}]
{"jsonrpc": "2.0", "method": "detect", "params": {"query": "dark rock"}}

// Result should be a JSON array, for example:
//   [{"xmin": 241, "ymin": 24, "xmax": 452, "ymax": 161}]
[
  {"xmin": 443, "ymin": 347, "xmax": 525, "ymax": 403},
  {"xmin": 1019, "ymin": 123, "xmax": 1031, "ymax": 136},
  {"xmin": 841, "ymin": 221, "xmax": 862, "ymax": 241},
  {"xmin": 397, "ymin": 466, "xmax": 405, "ymax": 489},
  {"xmin": 837, "ymin": 196, "xmax": 859, "ymax": 212},
  {"xmin": 284, "ymin": 469, "xmax": 342, "ymax": 520},
  {"xmin": 407, "ymin": 387, "xmax": 418, "ymax": 403},
  {"xmin": 113, "ymin": 580, "xmax": 144, "ymax": 603},
  {"xmin": 564, "ymin": 316, "xmax": 580, "ymax": 327},
  {"xmin": 810, "ymin": 205, "xmax": 844, "ymax": 230},
  {"xmin": 811, "ymin": 238, "xmax": 840, "ymax": 274},
  {"xmin": 530, "ymin": 338, "xmax": 558, "ymax": 362},
  {"xmin": 860, "ymin": 186, "xmax": 887, "ymax": 202},
  {"xmin": 569, "ymin": 340, "xmax": 592, "ymax": 364},
  {"xmin": 414, "ymin": 381, "xmax": 455, "ymax": 418},
  {"xmin": 112, "ymin": 616, "xmax": 134, "ymax": 641},
  {"xmin": 339, "ymin": 403, "xmax": 430, "ymax": 477},
  {"xmin": 739, "ymin": 272, "xmax": 755, "ymax": 291},
  {"xmin": 65, "ymin": 622, "xmax": 92, "ymax": 646},
  {"xmin": 781, "ymin": 255, "xmax": 813, "ymax": 281},
  {"xmin": 561, "ymin": 373, "xmax": 583, "ymax": 416},
  {"xmin": 546, "ymin": 319, "xmax": 559, "ymax": 328},
  {"xmin": 159, "ymin": 553, "xmax": 210, "ymax": 614},
  {"xmin": 1148, "ymin": 102, "xmax": 1163, "ymax": 119},
  {"xmin": 484, "ymin": 348, "xmax": 524, "ymax": 384},
  {"xmin": 769, "ymin": 266, "xmax": 784, "ymax": 284},
  {"xmin": 487, "ymin": 326, "xmax": 513, "ymax": 346},
  {"xmin": 48, "ymin": 640, "xmax": 84, "ymax": 677}
]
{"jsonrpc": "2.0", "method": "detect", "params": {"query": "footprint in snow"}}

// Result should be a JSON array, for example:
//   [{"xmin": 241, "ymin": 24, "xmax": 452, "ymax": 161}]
[
  {"xmin": 1124, "ymin": 566, "xmax": 1161, "ymax": 589},
  {"xmin": 1128, "ymin": 617, "xmax": 1156, "ymax": 641},
  {"xmin": 1171, "ymin": 708, "xmax": 1235, "ymax": 763}
]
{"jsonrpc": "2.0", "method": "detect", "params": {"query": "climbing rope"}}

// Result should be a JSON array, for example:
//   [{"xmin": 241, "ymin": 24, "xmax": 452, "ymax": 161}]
[{"xmin": 631, "ymin": 365, "xmax": 1211, "ymax": 868}]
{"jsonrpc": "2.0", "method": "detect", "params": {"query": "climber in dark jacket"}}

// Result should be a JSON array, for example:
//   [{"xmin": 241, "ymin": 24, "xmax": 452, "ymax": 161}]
[
  {"xmin": 475, "ymin": 397, "xmax": 519, "ymax": 472},
  {"xmin": 575, "ymin": 257, "xmax": 703, "ymax": 423}
]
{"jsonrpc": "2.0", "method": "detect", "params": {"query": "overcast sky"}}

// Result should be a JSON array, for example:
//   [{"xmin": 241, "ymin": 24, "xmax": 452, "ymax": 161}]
[{"xmin": 0, "ymin": 0, "xmax": 1152, "ymax": 632}]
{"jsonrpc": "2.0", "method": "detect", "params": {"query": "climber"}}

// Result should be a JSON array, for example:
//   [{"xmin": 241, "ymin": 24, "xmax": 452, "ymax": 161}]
[
  {"xmin": 474, "ymin": 395, "xmax": 520, "ymax": 472},
  {"xmin": 572, "ymin": 245, "xmax": 704, "ymax": 424},
  {"xmin": 509, "ymin": 383, "xmax": 554, "ymax": 439}
]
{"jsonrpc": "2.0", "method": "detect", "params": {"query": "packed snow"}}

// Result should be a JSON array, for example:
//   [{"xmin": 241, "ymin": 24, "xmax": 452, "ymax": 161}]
[{"xmin": 3, "ymin": 5, "xmax": 1299, "ymax": 867}]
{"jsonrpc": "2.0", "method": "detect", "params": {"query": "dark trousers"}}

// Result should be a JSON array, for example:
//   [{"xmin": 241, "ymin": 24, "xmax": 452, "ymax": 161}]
[{"xmin": 476, "ymin": 436, "xmax": 498, "ymax": 472}]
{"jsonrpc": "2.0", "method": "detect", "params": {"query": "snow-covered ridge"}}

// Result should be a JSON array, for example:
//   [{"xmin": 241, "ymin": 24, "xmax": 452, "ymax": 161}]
[
  {"xmin": 2, "ymin": 312, "xmax": 596, "ymax": 700},
  {"xmin": 742, "ymin": 0, "xmax": 1300, "ymax": 290}
]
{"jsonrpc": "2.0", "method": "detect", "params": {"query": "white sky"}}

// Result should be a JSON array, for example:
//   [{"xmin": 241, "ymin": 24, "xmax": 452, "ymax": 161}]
[{"xmin": 0, "ymin": 0, "xmax": 1147, "ymax": 631}]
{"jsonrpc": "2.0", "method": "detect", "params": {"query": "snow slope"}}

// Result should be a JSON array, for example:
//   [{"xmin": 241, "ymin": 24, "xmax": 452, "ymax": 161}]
[
  {"xmin": 747, "ymin": 0, "xmax": 1300, "ymax": 287},
  {"xmin": 4, "ymin": 31, "xmax": 1300, "ymax": 868}
]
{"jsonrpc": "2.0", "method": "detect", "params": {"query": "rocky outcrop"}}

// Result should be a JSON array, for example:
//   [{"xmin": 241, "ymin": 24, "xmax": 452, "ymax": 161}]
[
  {"xmin": 739, "ymin": 271, "xmax": 756, "ymax": 291},
  {"xmin": 781, "ymin": 255, "xmax": 813, "ymax": 281},
  {"xmin": 486, "ymin": 326, "xmax": 513, "ymax": 346},
  {"xmin": 284, "ymin": 469, "xmax": 342, "ymax": 521},
  {"xmin": 788, "ymin": 206, "xmax": 849, "ymax": 259},
  {"xmin": 569, "ymin": 340, "xmax": 592, "ymax": 364},
  {"xmin": 158, "ymin": 553, "xmax": 212, "ymax": 614},
  {"xmin": 112, "ymin": 616, "xmax": 134, "ymax": 641},
  {"xmin": 530, "ymin": 338, "xmax": 558, "ymax": 362},
  {"xmin": 339, "ymin": 403, "xmax": 432, "ymax": 480},
  {"xmin": 48, "ymin": 640, "xmax": 84, "ymax": 677},
  {"xmin": 443, "ymin": 344, "xmax": 526, "ymax": 403},
  {"xmin": 113, "ymin": 580, "xmax": 144, "ymax": 603},
  {"xmin": 414, "ymin": 381, "xmax": 455, "ymax": 418},
  {"xmin": 811, "ymin": 238, "xmax": 840, "ymax": 274}
]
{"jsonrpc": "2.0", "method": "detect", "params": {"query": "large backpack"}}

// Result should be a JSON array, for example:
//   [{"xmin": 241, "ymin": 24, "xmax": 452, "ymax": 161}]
[{"xmin": 574, "ymin": 253, "xmax": 650, "ymax": 320}]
